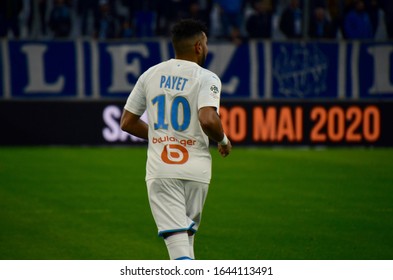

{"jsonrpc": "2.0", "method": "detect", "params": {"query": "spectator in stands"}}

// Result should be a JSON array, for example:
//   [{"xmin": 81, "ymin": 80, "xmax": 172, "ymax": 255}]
[
  {"xmin": 156, "ymin": 0, "xmax": 190, "ymax": 36},
  {"xmin": 279, "ymin": 0, "xmax": 303, "ymax": 39},
  {"xmin": 344, "ymin": 0, "xmax": 373, "ymax": 39},
  {"xmin": 1, "ymin": 0, "xmax": 389, "ymax": 41},
  {"xmin": 308, "ymin": 5, "xmax": 336, "ymax": 39},
  {"xmin": 0, "ymin": 0, "xmax": 23, "ymax": 38},
  {"xmin": 94, "ymin": 0, "xmax": 120, "ymax": 39},
  {"xmin": 49, "ymin": 0, "xmax": 72, "ymax": 38},
  {"xmin": 364, "ymin": 0, "xmax": 380, "ymax": 37},
  {"xmin": 214, "ymin": 0, "xmax": 245, "ymax": 43},
  {"xmin": 246, "ymin": 0, "xmax": 273, "ymax": 39},
  {"xmin": 189, "ymin": 0, "xmax": 213, "ymax": 32},
  {"xmin": 27, "ymin": 0, "xmax": 49, "ymax": 38},
  {"xmin": 380, "ymin": 0, "xmax": 393, "ymax": 39},
  {"xmin": 319, "ymin": 0, "xmax": 348, "ymax": 38},
  {"xmin": 77, "ymin": 0, "xmax": 99, "ymax": 37},
  {"xmin": 119, "ymin": 18, "xmax": 134, "ymax": 38},
  {"xmin": 120, "ymin": 0, "xmax": 158, "ymax": 38},
  {"xmin": 134, "ymin": 10, "xmax": 156, "ymax": 38}
]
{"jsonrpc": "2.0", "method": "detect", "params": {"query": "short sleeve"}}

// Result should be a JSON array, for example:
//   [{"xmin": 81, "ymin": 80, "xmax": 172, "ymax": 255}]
[
  {"xmin": 124, "ymin": 74, "xmax": 147, "ymax": 116},
  {"xmin": 198, "ymin": 73, "xmax": 221, "ymax": 111}
]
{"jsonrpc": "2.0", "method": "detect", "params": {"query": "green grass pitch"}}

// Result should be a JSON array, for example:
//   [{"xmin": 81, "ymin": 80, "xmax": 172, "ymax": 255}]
[{"xmin": 1, "ymin": 147, "xmax": 392, "ymax": 260}]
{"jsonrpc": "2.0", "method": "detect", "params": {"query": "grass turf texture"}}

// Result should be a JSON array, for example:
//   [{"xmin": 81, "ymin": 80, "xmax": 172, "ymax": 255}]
[{"xmin": 0, "ymin": 147, "xmax": 392, "ymax": 260}]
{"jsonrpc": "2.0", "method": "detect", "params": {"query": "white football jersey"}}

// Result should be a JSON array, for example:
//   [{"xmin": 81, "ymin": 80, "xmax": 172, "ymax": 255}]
[{"xmin": 124, "ymin": 59, "xmax": 222, "ymax": 183}]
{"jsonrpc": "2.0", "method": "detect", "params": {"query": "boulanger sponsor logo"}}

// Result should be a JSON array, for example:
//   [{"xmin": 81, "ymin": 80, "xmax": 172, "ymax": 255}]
[
  {"xmin": 153, "ymin": 136, "xmax": 196, "ymax": 164},
  {"xmin": 152, "ymin": 136, "xmax": 196, "ymax": 147}
]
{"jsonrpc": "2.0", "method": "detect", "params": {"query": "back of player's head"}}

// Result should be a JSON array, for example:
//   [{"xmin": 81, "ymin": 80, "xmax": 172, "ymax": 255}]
[
  {"xmin": 171, "ymin": 19, "xmax": 208, "ymax": 42},
  {"xmin": 171, "ymin": 19, "xmax": 208, "ymax": 55}
]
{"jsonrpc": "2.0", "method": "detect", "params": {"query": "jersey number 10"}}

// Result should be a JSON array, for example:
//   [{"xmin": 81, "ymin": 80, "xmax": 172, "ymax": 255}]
[{"xmin": 152, "ymin": 95, "xmax": 191, "ymax": 132}]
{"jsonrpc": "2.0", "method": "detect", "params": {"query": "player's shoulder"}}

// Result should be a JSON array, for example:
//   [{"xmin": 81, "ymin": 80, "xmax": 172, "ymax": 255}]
[
  {"xmin": 144, "ymin": 60, "xmax": 168, "ymax": 75},
  {"xmin": 198, "ymin": 68, "xmax": 221, "ymax": 87},
  {"xmin": 138, "ymin": 60, "xmax": 170, "ymax": 82},
  {"xmin": 201, "ymin": 68, "xmax": 220, "ymax": 81}
]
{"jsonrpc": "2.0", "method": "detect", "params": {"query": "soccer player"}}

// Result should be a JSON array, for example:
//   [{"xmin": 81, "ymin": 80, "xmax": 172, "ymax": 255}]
[{"xmin": 120, "ymin": 19, "xmax": 232, "ymax": 260}]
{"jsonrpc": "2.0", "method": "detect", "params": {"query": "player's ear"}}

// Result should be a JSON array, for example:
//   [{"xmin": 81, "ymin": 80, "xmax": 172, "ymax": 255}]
[{"xmin": 194, "ymin": 40, "xmax": 202, "ymax": 54}]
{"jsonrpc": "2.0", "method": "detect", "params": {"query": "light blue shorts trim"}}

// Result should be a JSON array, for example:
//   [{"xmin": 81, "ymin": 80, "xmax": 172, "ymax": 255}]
[{"xmin": 158, "ymin": 222, "xmax": 196, "ymax": 237}]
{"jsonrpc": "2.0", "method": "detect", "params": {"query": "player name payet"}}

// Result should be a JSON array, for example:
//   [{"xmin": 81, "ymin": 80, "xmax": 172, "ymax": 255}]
[{"xmin": 160, "ymin": 75, "xmax": 189, "ymax": 91}]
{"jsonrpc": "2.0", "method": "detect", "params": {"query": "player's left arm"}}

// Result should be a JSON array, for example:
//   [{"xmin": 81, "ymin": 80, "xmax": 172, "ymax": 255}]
[
  {"xmin": 198, "ymin": 74, "xmax": 231, "ymax": 157},
  {"xmin": 120, "ymin": 109, "xmax": 148, "ymax": 140},
  {"xmin": 199, "ymin": 106, "xmax": 232, "ymax": 157}
]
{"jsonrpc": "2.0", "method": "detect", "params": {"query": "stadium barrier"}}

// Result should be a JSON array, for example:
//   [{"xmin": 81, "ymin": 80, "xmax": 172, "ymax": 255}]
[
  {"xmin": 1, "ymin": 101, "xmax": 392, "ymax": 146},
  {"xmin": 0, "ymin": 39, "xmax": 392, "ymax": 100}
]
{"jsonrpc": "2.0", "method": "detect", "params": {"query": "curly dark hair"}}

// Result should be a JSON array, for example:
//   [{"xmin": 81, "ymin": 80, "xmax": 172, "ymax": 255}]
[{"xmin": 171, "ymin": 19, "xmax": 208, "ymax": 43}]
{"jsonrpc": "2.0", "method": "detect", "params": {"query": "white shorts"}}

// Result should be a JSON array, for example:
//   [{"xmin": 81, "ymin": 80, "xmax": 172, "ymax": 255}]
[{"xmin": 146, "ymin": 178, "xmax": 209, "ymax": 237}]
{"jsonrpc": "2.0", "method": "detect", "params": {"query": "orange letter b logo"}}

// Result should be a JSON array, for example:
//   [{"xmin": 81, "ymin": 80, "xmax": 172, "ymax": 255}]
[{"xmin": 161, "ymin": 144, "xmax": 189, "ymax": 164}]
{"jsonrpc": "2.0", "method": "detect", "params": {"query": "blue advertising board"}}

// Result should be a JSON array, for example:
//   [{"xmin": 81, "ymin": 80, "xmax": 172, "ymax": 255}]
[
  {"xmin": 97, "ymin": 41, "xmax": 163, "ymax": 98},
  {"xmin": 6, "ymin": 41, "xmax": 78, "ymax": 98},
  {"xmin": 357, "ymin": 42, "xmax": 393, "ymax": 99},
  {"xmin": 205, "ymin": 43, "xmax": 252, "ymax": 98},
  {"xmin": 1, "ymin": 39, "xmax": 392, "ymax": 100},
  {"xmin": 271, "ymin": 42, "xmax": 339, "ymax": 99}
]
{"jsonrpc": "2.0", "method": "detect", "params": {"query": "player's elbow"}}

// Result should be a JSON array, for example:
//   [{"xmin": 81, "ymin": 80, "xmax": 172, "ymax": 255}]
[
  {"xmin": 120, "ymin": 118, "xmax": 128, "ymax": 132},
  {"xmin": 120, "ymin": 111, "xmax": 135, "ymax": 134},
  {"xmin": 120, "ymin": 119, "xmax": 137, "ymax": 136},
  {"xmin": 120, "ymin": 116, "xmax": 129, "ymax": 132}
]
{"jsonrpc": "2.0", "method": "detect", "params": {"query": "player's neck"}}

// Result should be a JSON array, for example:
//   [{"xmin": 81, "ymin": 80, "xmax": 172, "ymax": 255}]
[{"xmin": 175, "ymin": 54, "xmax": 199, "ymax": 65}]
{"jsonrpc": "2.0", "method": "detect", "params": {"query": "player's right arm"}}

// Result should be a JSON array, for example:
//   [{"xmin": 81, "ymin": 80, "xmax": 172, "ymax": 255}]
[
  {"xmin": 121, "ymin": 71, "xmax": 148, "ymax": 140},
  {"xmin": 199, "ymin": 106, "xmax": 232, "ymax": 157},
  {"xmin": 120, "ymin": 110, "xmax": 148, "ymax": 140}
]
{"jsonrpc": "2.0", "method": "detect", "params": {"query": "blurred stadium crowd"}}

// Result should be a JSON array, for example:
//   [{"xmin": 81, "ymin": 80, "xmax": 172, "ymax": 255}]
[{"xmin": 1, "ymin": 0, "xmax": 392, "ymax": 42}]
